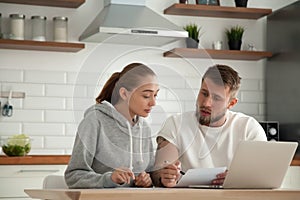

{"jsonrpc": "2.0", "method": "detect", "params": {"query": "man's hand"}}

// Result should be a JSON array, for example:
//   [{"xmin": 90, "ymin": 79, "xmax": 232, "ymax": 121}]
[
  {"xmin": 160, "ymin": 161, "xmax": 182, "ymax": 187},
  {"xmin": 134, "ymin": 171, "xmax": 153, "ymax": 187},
  {"xmin": 212, "ymin": 170, "xmax": 228, "ymax": 185}
]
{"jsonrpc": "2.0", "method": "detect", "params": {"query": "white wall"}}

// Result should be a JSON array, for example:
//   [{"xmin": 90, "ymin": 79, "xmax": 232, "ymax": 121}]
[{"xmin": 0, "ymin": 0, "xmax": 297, "ymax": 154}]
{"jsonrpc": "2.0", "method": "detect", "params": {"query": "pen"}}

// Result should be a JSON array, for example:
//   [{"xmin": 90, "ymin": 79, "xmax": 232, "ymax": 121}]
[{"xmin": 164, "ymin": 160, "xmax": 185, "ymax": 175}]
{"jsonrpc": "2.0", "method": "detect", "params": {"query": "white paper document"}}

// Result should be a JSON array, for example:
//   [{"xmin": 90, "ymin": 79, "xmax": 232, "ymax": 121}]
[{"xmin": 175, "ymin": 167, "xmax": 227, "ymax": 187}]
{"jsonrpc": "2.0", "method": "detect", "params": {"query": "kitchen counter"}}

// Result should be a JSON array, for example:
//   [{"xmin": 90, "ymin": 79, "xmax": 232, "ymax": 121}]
[
  {"xmin": 25, "ymin": 188, "xmax": 300, "ymax": 200},
  {"xmin": 0, "ymin": 155, "xmax": 299, "ymax": 165},
  {"xmin": 0, "ymin": 155, "xmax": 70, "ymax": 165},
  {"xmin": 291, "ymin": 155, "xmax": 300, "ymax": 166}
]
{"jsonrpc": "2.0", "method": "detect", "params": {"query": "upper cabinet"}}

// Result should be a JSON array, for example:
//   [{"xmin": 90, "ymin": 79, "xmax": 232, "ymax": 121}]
[
  {"xmin": 0, "ymin": 0, "xmax": 85, "ymax": 52},
  {"xmin": 164, "ymin": 3, "xmax": 272, "ymax": 19},
  {"xmin": 0, "ymin": 0, "xmax": 85, "ymax": 8},
  {"xmin": 163, "ymin": 4, "xmax": 272, "ymax": 60}
]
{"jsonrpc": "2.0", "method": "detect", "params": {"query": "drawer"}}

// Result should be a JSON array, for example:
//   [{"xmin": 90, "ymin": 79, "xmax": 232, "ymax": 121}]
[
  {"xmin": 0, "ymin": 165, "xmax": 66, "ymax": 198},
  {"xmin": 0, "ymin": 177, "xmax": 44, "ymax": 198},
  {"xmin": 0, "ymin": 165, "xmax": 66, "ymax": 177}
]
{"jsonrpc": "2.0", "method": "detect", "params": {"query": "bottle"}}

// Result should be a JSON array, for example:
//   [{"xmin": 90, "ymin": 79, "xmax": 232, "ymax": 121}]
[
  {"xmin": 53, "ymin": 16, "xmax": 68, "ymax": 42},
  {"xmin": 10, "ymin": 14, "xmax": 26, "ymax": 40},
  {"xmin": 31, "ymin": 15, "xmax": 47, "ymax": 41}
]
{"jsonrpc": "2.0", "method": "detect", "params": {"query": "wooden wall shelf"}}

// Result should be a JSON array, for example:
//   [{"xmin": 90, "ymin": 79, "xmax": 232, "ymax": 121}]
[
  {"xmin": 0, "ymin": 0, "xmax": 85, "ymax": 8},
  {"xmin": 0, "ymin": 155, "xmax": 70, "ymax": 165},
  {"xmin": 0, "ymin": 39, "xmax": 85, "ymax": 52},
  {"xmin": 164, "ymin": 3, "xmax": 272, "ymax": 19},
  {"xmin": 163, "ymin": 48, "xmax": 273, "ymax": 61}
]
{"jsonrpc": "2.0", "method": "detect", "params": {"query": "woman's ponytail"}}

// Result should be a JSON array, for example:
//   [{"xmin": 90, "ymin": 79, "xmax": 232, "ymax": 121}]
[{"xmin": 95, "ymin": 72, "xmax": 121, "ymax": 104}]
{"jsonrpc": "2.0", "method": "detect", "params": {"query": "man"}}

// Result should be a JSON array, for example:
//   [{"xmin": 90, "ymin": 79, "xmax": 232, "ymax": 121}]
[{"xmin": 152, "ymin": 64, "xmax": 267, "ymax": 187}]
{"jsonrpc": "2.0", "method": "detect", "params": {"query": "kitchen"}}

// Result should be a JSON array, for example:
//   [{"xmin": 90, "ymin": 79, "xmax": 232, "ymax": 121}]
[{"xmin": 0, "ymin": 0, "xmax": 300, "ymax": 199}]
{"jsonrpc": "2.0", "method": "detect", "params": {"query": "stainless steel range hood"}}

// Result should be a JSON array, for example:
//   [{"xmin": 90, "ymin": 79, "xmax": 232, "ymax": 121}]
[{"xmin": 79, "ymin": 0, "xmax": 188, "ymax": 46}]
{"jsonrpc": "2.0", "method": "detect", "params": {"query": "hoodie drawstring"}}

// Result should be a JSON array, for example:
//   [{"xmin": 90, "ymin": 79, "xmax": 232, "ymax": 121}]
[
  {"xmin": 139, "ymin": 121, "xmax": 144, "ymax": 163},
  {"xmin": 127, "ymin": 121, "xmax": 133, "ymax": 171},
  {"xmin": 126, "ymin": 121, "xmax": 144, "ymax": 171}
]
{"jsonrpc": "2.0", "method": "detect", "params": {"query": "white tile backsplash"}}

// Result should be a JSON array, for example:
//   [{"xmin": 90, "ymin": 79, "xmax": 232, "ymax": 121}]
[
  {"xmin": 232, "ymin": 103, "xmax": 259, "ymax": 115},
  {"xmin": 65, "ymin": 98, "xmax": 94, "ymax": 111},
  {"xmin": 31, "ymin": 136, "xmax": 44, "ymax": 148},
  {"xmin": 0, "ymin": 110, "xmax": 44, "ymax": 122},
  {"xmin": 0, "ymin": 122, "xmax": 22, "ymax": 135},
  {"xmin": 65, "ymin": 123, "xmax": 78, "ymax": 136},
  {"xmin": 240, "ymin": 79, "xmax": 260, "ymax": 91},
  {"xmin": 23, "ymin": 123, "xmax": 65, "ymax": 136},
  {"xmin": 66, "ymin": 72, "xmax": 78, "ymax": 84},
  {"xmin": 185, "ymin": 77, "xmax": 201, "ymax": 89},
  {"xmin": 44, "ymin": 110, "xmax": 76, "ymax": 123},
  {"xmin": 73, "ymin": 72, "xmax": 103, "ymax": 86},
  {"xmin": 24, "ymin": 71, "xmax": 66, "ymax": 84},
  {"xmin": 157, "ymin": 101, "xmax": 185, "ymax": 113},
  {"xmin": 166, "ymin": 89, "xmax": 197, "ymax": 101},
  {"xmin": 241, "ymin": 91, "xmax": 264, "ymax": 103},
  {"xmin": 45, "ymin": 84, "xmax": 87, "ymax": 98},
  {"xmin": 0, "ymin": 69, "xmax": 23, "ymax": 82},
  {"xmin": 158, "ymin": 76, "xmax": 186, "ymax": 89},
  {"xmin": 1, "ymin": 83, "xmax": 45, "ymax": 96},
  {"xmin": 45, "ymin": 136, "xmax": 75, "ymax": 149},
  {"xmin": 23, "ymin": 97, "xmax": 65, "ymax": 110},
  {"xmin": 0, "ymin": 69, "xmax": 266, "ymax": 154}
]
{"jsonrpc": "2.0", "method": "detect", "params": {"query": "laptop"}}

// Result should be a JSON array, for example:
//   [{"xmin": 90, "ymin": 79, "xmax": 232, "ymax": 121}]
[{"xmin": 189, "ymin": 141, "xmax": 298, "ymax": 189}]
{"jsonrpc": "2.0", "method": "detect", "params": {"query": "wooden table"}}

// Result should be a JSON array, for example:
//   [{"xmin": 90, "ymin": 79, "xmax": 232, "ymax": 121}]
[{"xmin": 24, "ymin": 188, "xmax": 300, "ymax": 200}]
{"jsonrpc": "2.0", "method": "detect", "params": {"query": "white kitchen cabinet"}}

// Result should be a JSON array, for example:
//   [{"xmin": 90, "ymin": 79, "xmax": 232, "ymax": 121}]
[{"xmin": 0, "ymin": 165, "xmax": 67, "ymax": 200}]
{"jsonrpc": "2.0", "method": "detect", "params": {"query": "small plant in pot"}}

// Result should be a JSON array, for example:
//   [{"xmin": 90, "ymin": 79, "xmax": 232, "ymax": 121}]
[
  {"xmin": 183, "ymin": 23, "xmax": 201, "ymax": 48},
  {"xmin": 225, "ymin": 25, "xmax": 245, "ymax": 50}
]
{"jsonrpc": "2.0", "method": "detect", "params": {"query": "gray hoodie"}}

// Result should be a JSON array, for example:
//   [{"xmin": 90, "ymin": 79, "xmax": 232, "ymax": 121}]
[{"xmin": 64, "ymin": 101, "xmax": 155, "ymax": 188}]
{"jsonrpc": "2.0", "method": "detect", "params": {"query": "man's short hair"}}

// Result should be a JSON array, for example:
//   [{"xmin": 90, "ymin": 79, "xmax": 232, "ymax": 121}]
[{"xmin": 202, "ymin": 64, "xmax": 241, "ymax": 98}]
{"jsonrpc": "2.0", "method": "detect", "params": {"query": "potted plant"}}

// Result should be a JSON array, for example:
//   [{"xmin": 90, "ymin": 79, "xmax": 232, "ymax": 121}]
[
  {"xmin": 225, "ymin": 25, "xmax": 245, "ymax": 50},
  {"xmin": 234, "ymin": 0, "xmax": 248, "ymax": 7},
  {"xmin": 183, "ymin": 23, "xmax": 201, "ymax": 48}
]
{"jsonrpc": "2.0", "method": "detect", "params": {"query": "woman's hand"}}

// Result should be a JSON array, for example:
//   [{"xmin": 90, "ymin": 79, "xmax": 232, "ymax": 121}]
[
  {"xmin": 212, "ymin": 170, "xmax": 228, "ymax": 185},
  {"xmin": 134, "ymin": 171, "xmax": 152, "ymax": 187},
  {"xmin": 111, "ymin": 168, "xmax": 135, "ymax": 185},
  {"xmin": 160, "ymin": 161, "xmax": 182, "ymax": 187}
]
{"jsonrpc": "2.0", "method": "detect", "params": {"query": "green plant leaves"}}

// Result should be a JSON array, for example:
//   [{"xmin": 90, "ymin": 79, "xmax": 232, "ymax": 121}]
[
  {"xmin": 225, "ymin": 25, "xmax": 245, "ymax": 41},
  {"xmin": 183, "ymin": 23, "xmax": 201, "ymax": 42}
]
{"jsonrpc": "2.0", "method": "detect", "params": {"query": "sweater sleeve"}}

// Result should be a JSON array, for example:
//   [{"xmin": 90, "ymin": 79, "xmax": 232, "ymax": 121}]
[{"xmin": 64, "ymin": 114, "xmax": 122, "ymax": 188}]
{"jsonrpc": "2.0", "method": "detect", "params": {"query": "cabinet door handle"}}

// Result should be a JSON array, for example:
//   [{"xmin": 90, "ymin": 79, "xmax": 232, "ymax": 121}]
[{"xmin": 19, "ymin": 169, "xmax": 60, "ymax": 173}]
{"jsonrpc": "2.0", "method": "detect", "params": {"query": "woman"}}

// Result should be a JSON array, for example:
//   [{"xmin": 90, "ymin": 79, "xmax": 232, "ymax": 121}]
[{"xmin": 65, "ymin": 63, "xmax": 159, "ymax": 188}]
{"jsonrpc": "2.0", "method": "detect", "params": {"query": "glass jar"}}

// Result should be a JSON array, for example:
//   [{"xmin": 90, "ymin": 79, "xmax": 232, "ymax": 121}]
[
  {"xmin": 53, "ymin": 16, "xmax": 68, "ymax": 42},
  {"xmin": 10, "ymin": 14, "xmax": 26, "ymax": 40},
  {"xmin": 31, "ymin": 15, "xmax": 47, "ymax": 41}
]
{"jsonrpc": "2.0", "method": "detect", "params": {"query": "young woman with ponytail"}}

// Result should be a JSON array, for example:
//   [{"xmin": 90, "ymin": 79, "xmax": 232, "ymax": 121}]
[{"xmin": 65, "ymin": 63, "xmax": 159, "ymax": 188}]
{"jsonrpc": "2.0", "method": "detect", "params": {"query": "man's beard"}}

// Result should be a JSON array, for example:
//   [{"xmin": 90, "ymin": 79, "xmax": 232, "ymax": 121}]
[{"xmin": 196, "ymin": 106, "xmax": 226, "ymax": 126}]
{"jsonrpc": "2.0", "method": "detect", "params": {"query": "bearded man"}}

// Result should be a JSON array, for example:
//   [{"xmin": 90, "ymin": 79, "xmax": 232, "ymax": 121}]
[{"xmin": 152, "ymin": 64, "xmax": 267, "ymax": 187}]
